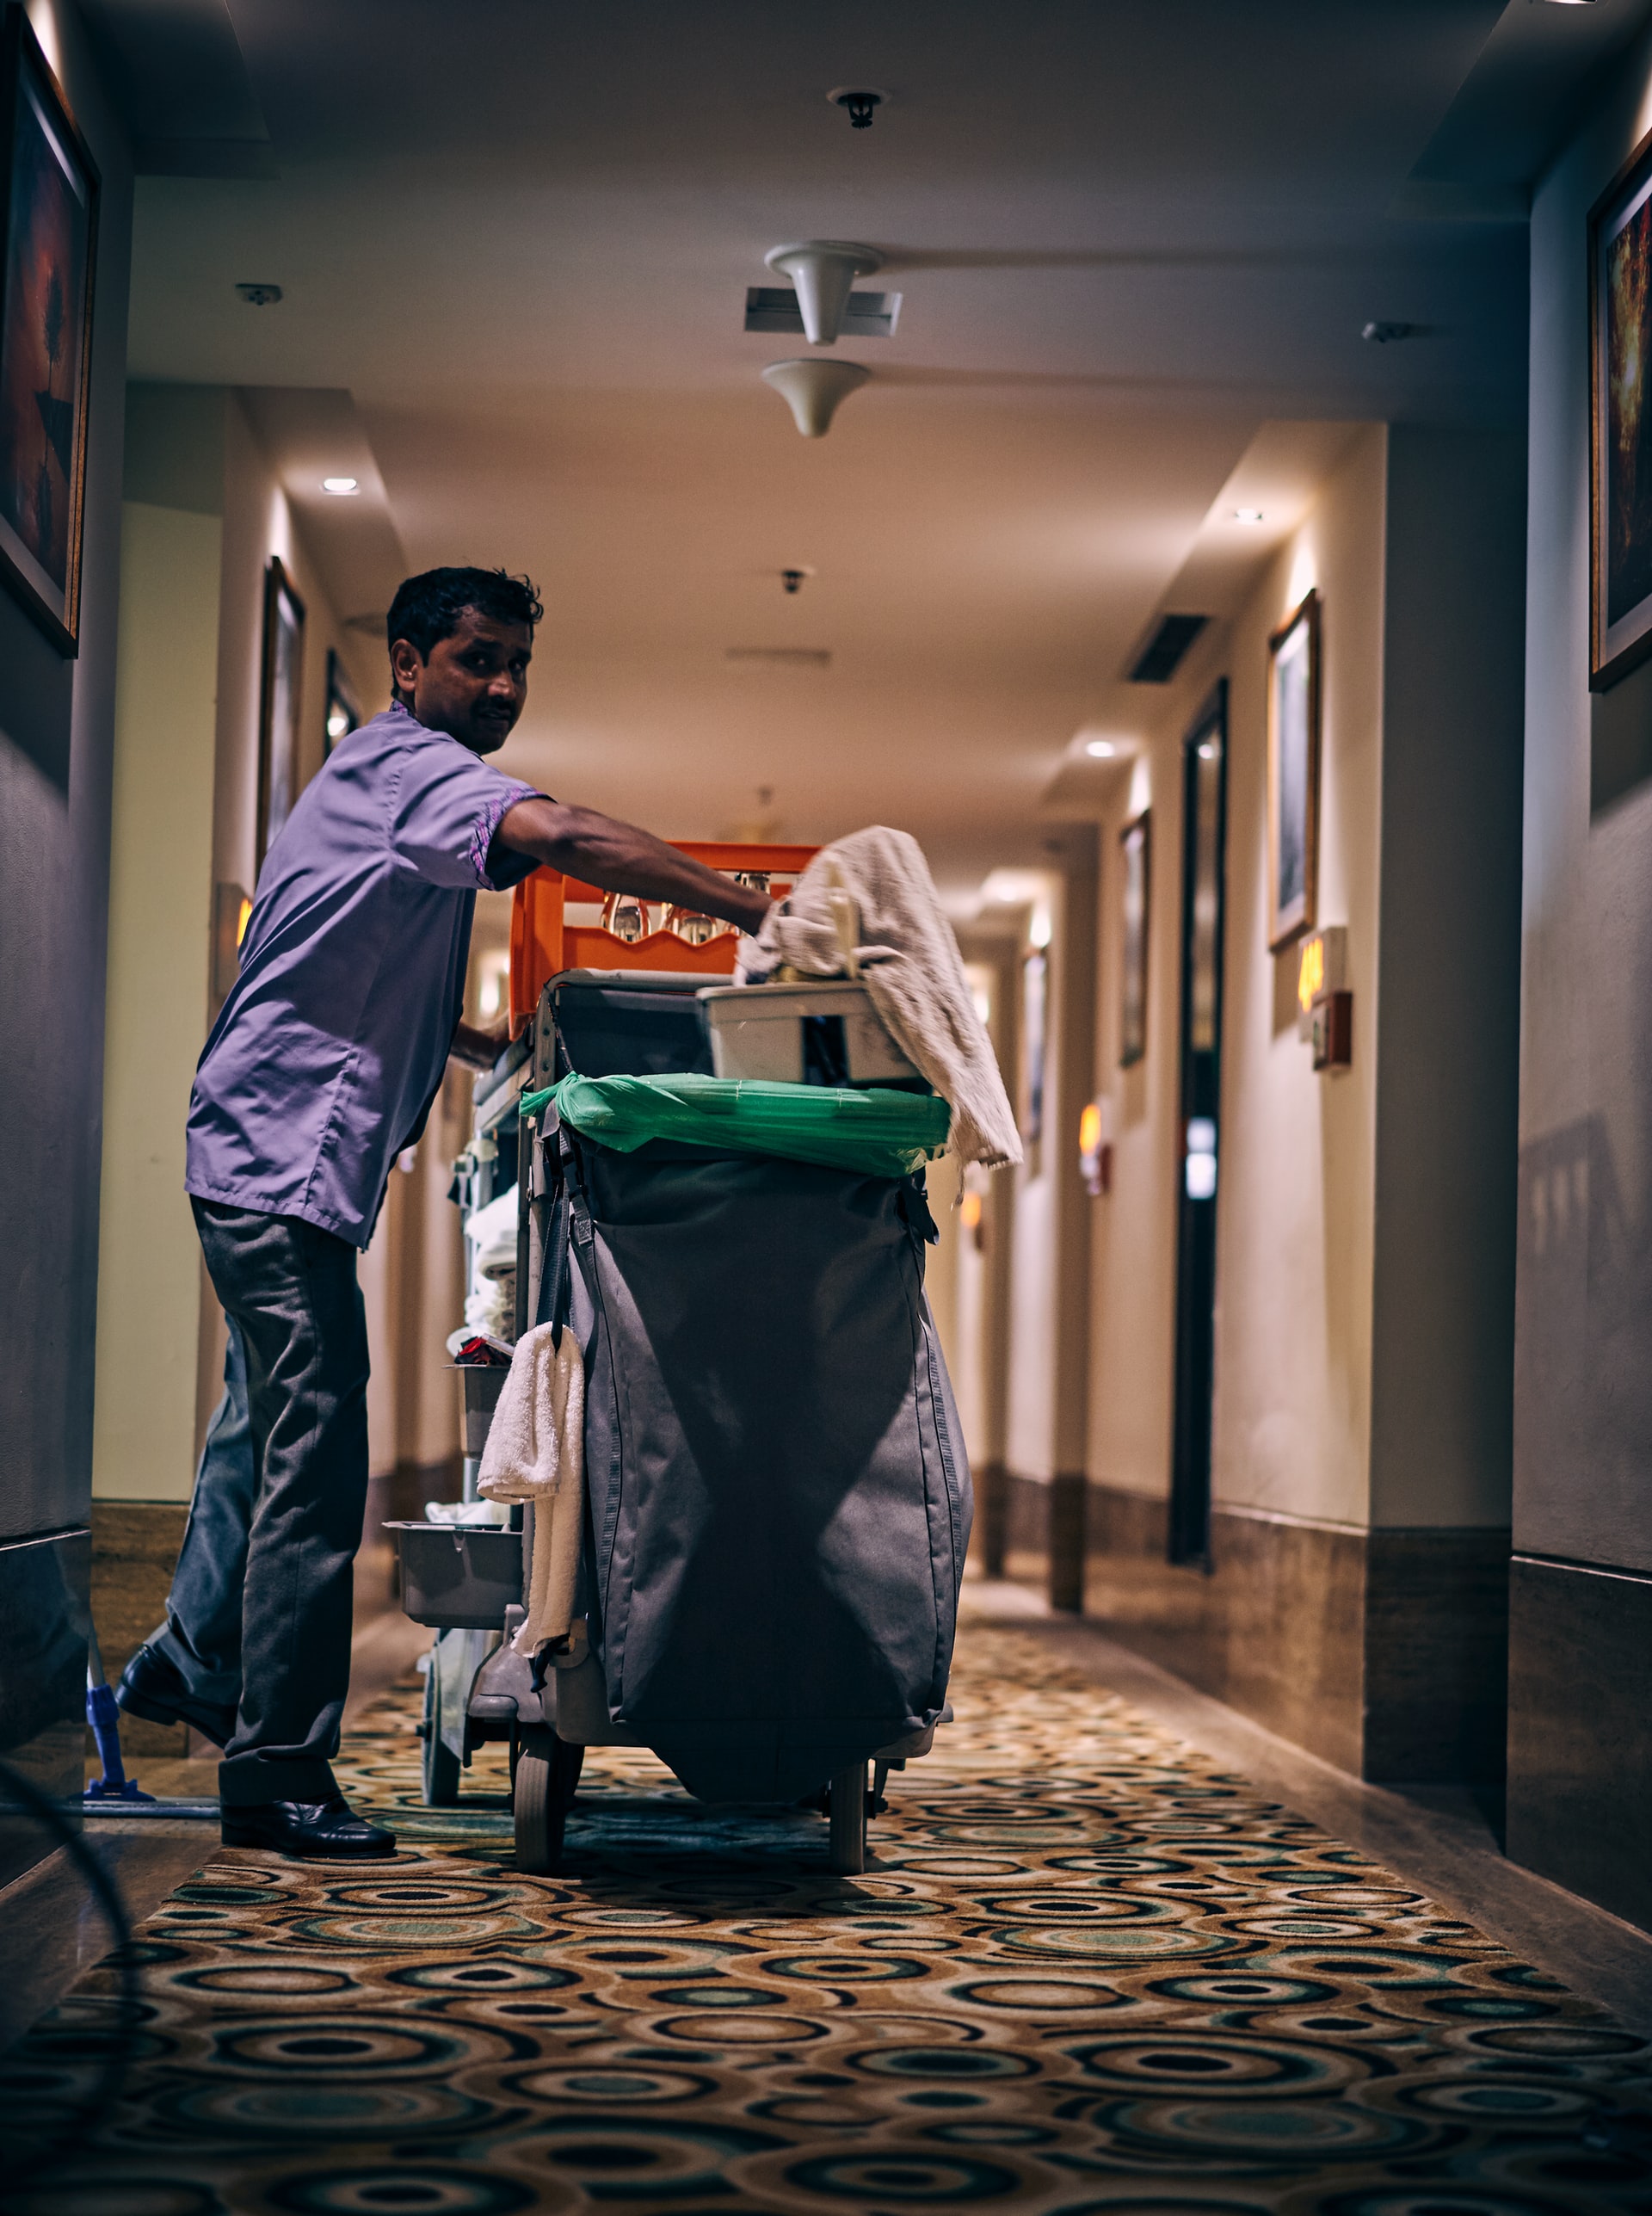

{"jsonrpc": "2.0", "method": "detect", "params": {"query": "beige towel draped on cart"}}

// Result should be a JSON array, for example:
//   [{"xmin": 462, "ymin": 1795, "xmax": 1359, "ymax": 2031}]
[
  {"xmin": 476, "ymin": 1323, "xmax": 585, "ymax": 1655},
  {"xmin": 737, "ymin": 824, "xmax": 1022, "ymax": 1170}
]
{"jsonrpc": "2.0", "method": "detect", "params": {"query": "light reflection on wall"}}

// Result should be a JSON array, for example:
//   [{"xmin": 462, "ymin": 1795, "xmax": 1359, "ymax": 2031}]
[{"xmin": 25, "ymin": 0, "xmax": 63, "ymax": 79}]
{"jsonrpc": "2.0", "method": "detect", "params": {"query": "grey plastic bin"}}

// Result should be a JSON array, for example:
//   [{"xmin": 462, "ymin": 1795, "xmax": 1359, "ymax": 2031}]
[
  {"xmin": 451, "ymin": 1364, "xmax": 508, "ymax": 1458},
  {"xmin": 389, "ymin": 1522, "xmax": 522, "ymax": 1629}
]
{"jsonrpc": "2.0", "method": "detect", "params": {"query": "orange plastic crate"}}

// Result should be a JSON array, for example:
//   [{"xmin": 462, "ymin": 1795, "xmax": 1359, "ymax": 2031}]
[{"xmin": 508, "ymin": 843, "xmax": 818, "ymax": 1031}]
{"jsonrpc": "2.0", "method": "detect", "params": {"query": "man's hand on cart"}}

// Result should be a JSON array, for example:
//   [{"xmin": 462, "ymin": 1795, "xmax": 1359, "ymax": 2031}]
[
  {"xmin": 497, "ymin": 798, "xmax": 772, "ymax": 937},
  {"xmin": 450, "ymin": 1016, "xmax": 511, "ymax": 1070}
]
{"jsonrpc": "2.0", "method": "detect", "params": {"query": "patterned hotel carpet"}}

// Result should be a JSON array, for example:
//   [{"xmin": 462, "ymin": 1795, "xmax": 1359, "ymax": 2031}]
[{"xmin": 4, "ymin": 1629, "xmax": 1651, "ymax": 2214}]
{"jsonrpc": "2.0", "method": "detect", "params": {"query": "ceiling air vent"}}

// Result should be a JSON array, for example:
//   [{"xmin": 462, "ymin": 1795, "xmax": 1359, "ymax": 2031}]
[
  {"xmin": 744, "ymin": 287, "xmax": 901, "ymax": 339},
  {"xmin": 725, "ymin": 646, "xmax": 832, "ymax": 668},
  {"xmin": 1127, "ymin": 613, "xmax": 1209, "ymax": 685}
]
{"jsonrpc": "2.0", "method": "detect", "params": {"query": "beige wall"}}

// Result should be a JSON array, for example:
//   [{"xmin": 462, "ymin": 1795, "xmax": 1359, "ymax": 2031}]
[
  {"xmin": 91, "ymin": 503, "xmax": 223, "ymax": 1502},
  {"xmin": 1087, "ymin": 425, "xmax": 1388, "ymax": 1528},
  {"xmin": 96, "ymin": 386, "xmax": 416, "ymax": 1500},
  {"xmin": 1211, "ymin": 427, "xmax": 1386, "ymax": 1527},
  {"xmin": 1081, "ymin": 417, "xmax": 1523, "ymax": 1540},
  {"xmin": 1087, "ymin": 740, "xmax": 1183, "ymax": 1498},
  {"xmin": 195, "ymin": 392, "xmax": 403, "ymax": 1473},
  {"xmin": 1003, "ymin": 887, "xmax": 1061, "ymax": 1483}
]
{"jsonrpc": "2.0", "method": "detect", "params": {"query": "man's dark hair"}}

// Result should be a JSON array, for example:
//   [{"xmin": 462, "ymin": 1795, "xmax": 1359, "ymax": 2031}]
[{"xmin": 386, "ymin": 567, "xmax": 544, "ymax": 661}]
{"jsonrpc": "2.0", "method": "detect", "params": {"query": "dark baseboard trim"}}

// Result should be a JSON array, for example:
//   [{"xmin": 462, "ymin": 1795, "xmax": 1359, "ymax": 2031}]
[
  {"xmin": 1048, "ymin": 1472, "xmax": 1087, "ymax": 1614},
  {"xmin": 1507, "ymin": 1553, "xmax": 1652, "ymax": 1935},
  {"xmin": 976, "ymin": 1461, "xmax": 1008, "ymax": 1580},
  {"xmin": 1074, "ymin": 1481, "xmax": 1508, "ymax": 1785}
]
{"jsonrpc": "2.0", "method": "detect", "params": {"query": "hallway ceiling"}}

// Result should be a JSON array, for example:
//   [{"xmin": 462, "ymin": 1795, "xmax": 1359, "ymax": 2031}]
[{"xmin": 114, "ymin": 0, "xmax": 1626, "ymax": 892}]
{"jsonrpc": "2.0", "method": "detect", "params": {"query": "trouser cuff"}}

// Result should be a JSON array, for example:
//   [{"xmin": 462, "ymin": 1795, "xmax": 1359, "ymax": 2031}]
[
  {"xmin": 219, "ymin": 1756, "xmax": 338, "ymax": 1807},
  {"xmin": 150, "ymin": 1625, "xmax": 243, "ymax": 1708}
]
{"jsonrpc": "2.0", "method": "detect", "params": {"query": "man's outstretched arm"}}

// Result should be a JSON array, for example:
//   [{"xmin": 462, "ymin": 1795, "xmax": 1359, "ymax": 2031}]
[{"xmin": 496, "ymin": 798, "xmax": 771, "ymax": 935}]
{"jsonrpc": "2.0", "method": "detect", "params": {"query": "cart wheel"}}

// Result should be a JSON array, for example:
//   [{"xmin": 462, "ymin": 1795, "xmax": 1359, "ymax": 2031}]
[
  {"xmin": 421, "ymin": 1654, "xmax": 460, "ymax": 1807},
  {"xmin": 828, "ymin": 1761, "xmax": 867, "ymax": 1874},
  {"xmin": 514, "ymin": 1731, "xmax": 583, "ymax": 1875}
]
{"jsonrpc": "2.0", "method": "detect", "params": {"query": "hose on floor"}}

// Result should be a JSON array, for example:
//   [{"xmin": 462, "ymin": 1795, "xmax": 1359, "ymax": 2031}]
[{"xmin": 0, "ymin": 1756, "xmax": 141, "ymax": 2189}]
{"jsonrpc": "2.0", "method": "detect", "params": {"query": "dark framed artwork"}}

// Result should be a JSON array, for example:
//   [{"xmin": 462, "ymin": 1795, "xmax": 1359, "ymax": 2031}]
[
  {"xmin": 256, "ymin": 555, "xmax": 305, "ymax": 867},
  {"xmin": 1018, "ymin": 947, "xmax": 1046, "ymax": 1147},
  {"xmin": 324, "ymin": 645, "xmax": 359, "ymax": 756},
  {"xmin": 0, "ymin": 5, "xmax": 99, "ymax": 654},
  {"xmin": 1266, "ymin": 587, "xmax": 1321, "ymax": 951},
  {"xmin": 1590, "ymin": 126, "xmax": 1652, "ymax": 689},
  {"xmin": 1119, "ymin": 809, "xmax": 1150, "ymax": 1069}
]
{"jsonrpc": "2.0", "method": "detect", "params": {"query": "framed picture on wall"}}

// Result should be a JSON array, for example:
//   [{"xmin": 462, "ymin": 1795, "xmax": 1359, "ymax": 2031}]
[
  {"xmin": 1119, "ymin": 809, "xmax": 1150, "ymax": 1068},
  {"xmin": 1266, "ymin": 587, "xmax": 1321, "ymax": 950},
  {"xmin": 1590, "ymin": 127, "xmax": 1652, "ymax": 689},
  {"xmin": 1018, "ymin": 946, "xmax": 1046, "ymax": 1146},
  {"xmin": 0, "ymin": 5, "xmax": 99, "ymax": 655},
  {"xmin": 256, "ymin": 556, "xmax": 305, "ymax": 868},
  {"xmin": 324, "ymin": 646, "xmax": 360, "ymax": 756}
]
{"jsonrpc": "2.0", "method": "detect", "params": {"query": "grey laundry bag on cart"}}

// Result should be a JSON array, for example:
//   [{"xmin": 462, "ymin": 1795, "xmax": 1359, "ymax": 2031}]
[{"xmin": 544, "ymin": 1114, "xmax": 971, "ymax": 1805}]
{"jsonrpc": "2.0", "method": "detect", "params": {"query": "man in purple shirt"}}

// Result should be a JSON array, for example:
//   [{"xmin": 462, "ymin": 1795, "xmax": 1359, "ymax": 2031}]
[{"xmin": 118, "ymin": 567, "xmax": 767, "ymax": 1860}]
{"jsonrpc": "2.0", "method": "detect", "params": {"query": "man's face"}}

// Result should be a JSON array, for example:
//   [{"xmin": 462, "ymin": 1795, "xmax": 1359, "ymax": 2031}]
[{"xmin": 390, "ymin": 608, "xmax": 533, "ymax": 754}]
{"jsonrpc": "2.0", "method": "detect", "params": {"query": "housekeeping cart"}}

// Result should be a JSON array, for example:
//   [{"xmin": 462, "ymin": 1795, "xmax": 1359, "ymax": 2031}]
[{"xmin": 391, "ymin": 855, "xmax": 970, "ymax": 1877}]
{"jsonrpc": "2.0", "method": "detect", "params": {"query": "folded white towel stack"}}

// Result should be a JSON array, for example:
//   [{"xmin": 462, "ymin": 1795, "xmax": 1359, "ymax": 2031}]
[
  {"xmin": 477, "ymin": 1322, "xmax": 585, "ymax": 1654},
  {"xmin": 739, "ymin": 824, "xmax": 1022, "ymax": 1169}
]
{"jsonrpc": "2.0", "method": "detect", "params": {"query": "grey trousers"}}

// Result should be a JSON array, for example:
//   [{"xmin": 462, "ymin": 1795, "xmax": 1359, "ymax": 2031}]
[{"xmin": 173, "ymin": 1199, "xmax": 372, "ymax": 1807}]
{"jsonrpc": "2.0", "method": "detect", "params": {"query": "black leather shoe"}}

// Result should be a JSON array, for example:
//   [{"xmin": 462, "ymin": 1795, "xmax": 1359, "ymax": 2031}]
[
  {"xmin": 221, "ymin": 1795, "xmax": 397, "ymax": 1861},
  {"xmin": 116, "ymin": 1643, "xmax": 238, "ymax": 1747}
]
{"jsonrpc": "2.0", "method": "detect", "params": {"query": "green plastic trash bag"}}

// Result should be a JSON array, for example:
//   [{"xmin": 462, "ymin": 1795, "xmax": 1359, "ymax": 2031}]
[{"xmin": 524, "ymin": 1072, "xmax": 950, "ymax": 1178}]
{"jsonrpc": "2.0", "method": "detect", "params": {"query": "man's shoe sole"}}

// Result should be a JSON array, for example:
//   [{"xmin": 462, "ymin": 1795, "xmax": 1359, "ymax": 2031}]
[
  {"xmin": 116, "ymin": 1685, "xmax": 234, "ymax": 1747},
  {"xmin": 220, "ymin": 1821, "xmax": 397, "ymax": 1861}
]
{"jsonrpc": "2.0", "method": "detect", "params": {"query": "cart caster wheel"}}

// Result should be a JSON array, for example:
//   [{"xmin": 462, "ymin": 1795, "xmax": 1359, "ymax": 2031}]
[
  {"xmin": 422, "ymin": 1652, "xmax": 460, "ymax": 1807},
  {"xmin": 515, "ymin": 1730, "xmax": 583, "ymax": 1875},
  {"xmin": 828, "ymin": 1761, "xmax": 867, "ymax": 1874}
]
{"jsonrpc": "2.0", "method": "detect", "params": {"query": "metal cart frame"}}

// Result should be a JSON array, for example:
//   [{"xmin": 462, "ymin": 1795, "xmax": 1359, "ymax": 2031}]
[{"xmin": 394, "ymin": 971, "xmax": 945, "ymax": 1875}]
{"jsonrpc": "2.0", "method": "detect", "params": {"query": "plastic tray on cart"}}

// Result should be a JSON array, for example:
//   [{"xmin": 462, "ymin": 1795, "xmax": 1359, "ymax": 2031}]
[{"xmin": 388, "ymin": 1522, "xmax": 521, "ymax": 1629}]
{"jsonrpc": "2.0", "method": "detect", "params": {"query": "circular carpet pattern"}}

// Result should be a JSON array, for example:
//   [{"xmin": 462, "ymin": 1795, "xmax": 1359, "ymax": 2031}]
[{"xmin": 3, "ymin": 1627, "xmax": 1649, "ymax": 2213}]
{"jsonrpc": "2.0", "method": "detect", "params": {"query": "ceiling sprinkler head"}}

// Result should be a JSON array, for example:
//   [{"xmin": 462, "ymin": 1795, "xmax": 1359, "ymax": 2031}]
[
  {"xmin": 782, "ymin": 569, "xmax": 806, "ymax": 595},
  {"xmin": 829, "ymin": 86, "xmax": 885, "ymax": 130},
  {"xmin": 236, "ymin": 281, "xmax": 283, "ymax": 306}
]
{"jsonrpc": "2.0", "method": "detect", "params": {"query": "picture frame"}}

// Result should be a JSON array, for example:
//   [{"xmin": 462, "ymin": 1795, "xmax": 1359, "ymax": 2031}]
[
  {"xmin": 256, "ymin": 555, "xmax": 305, "ymax": 868},
  {"xmin": 1590, "ymin": 124, "xmax": 1652, "ymax": 690},
  {"xmin": 1119, "ymin": 810, "xmax": 1150, "ymax": 1068},
  {"xmin": 0, "ymin": 4, "xmax": 99, "ymax": 655},
  {"xmin": 1266, "ymin": 587, "xmax": 1321, "ymax": 951},
  {"xmin": 1018, "ymin": 947, "xmax": 1046, "ymax": 1147},
  {"xmin": 324, "ymin": 645, "xmax": 360, "ymax": 756}
]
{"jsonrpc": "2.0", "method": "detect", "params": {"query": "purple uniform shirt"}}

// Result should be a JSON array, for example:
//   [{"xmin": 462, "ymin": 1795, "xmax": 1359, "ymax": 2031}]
[{"xmin": 186, "ymin": 704, "xmax": 540, "ymax": 1247}]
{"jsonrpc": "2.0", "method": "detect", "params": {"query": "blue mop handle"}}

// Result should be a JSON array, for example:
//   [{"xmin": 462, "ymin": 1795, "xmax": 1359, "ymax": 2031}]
[
  {"xmin": 86, "ymin": 1675, "xmax": 128, "ymax": 1791},
  {"xmin": 84, "ymin": 1623, "xmax": 153, "ymax": 1802}
]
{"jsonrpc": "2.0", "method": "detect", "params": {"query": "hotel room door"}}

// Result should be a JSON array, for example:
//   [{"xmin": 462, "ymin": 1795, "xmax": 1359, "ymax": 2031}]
[{"xmin": 1169, "ymin": 682, "xmax": 1229, "ymax": 1565}]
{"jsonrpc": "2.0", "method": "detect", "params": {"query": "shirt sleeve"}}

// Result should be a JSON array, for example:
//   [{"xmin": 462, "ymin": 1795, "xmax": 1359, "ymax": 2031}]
[{"xmin": 389, "ymin": 738, "xmax": 542, "ymax": 892}]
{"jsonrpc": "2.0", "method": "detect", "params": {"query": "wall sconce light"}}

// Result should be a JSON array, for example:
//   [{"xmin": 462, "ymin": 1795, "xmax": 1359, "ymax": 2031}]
[
  {"xmin": 1298, "ymin": 926, "xmax": 1352, "ymax": 1071},
  {"xmin": 1080, "ymin": 1096, "xmax": 1113, "ymax": 1195},
  {"xmin": 1185, "ymin": 1116, "xmax": 1217, "ymax": 1201}
]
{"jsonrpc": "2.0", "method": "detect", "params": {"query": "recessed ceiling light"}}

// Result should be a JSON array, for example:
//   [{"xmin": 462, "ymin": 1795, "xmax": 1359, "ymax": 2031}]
[
  {"xmin": 1085, "ymin": 740, "xmax": 1116, "ymax": 758},
  {"xmin": 323, "ymin": 476, "xmax": 359, "ymax": 495},
  {"xmin": 1234, "ymin": 507, "xmax": 1265, "ymax": 525}
]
